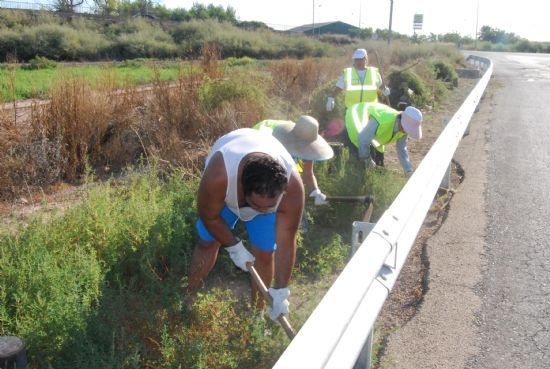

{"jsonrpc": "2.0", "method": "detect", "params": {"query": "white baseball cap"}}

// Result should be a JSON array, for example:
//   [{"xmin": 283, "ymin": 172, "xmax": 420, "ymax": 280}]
[
  {"xmin": 401, "ymin": 106, "xmax": 423, "ymax": 139},
  {"xmin": 352, "ymin": 48, "xmax": 368, "ymax": 59}
]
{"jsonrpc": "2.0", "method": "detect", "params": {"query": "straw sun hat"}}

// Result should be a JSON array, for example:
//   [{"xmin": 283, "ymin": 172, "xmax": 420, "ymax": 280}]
[{"xmin": 272, "ymin": 116, "xmax": 334, "ymax": 161}]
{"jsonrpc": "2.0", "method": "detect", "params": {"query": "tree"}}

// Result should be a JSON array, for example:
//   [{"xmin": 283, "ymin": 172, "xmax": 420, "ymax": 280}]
[
  {"xmin": 479, "ymin": 25, "xmax": 521, "ymax": 44},
  {"xmin": 54, "ymin": 0, "xmax": 85, "ymax": 13},
  {"xmin": 93, "ymin": 0, "xmax": 118, "ymax": 15}
]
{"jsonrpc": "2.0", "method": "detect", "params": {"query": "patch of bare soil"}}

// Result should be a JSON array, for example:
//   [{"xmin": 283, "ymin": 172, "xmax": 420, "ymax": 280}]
[{"xmin": 0, "ymin": 181, "xmax": 86, "ymax": 234}]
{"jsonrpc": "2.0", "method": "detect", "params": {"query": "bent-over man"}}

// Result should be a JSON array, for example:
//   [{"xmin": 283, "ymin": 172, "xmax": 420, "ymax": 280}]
[{"xmin": 188, "ymin": 128, "xmax": 304, "ymax": 321}]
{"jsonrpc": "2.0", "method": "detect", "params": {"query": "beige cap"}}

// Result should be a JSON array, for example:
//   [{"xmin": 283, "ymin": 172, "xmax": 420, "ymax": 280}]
[{"xmin": 272, "ymin": 116, "xmax": 334, "ymax": 161}]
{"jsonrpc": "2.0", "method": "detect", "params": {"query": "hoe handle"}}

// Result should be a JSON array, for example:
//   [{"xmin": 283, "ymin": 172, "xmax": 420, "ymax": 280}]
[
  {"xmin": 246, "ymin": 262, "xmax": 296, "ymax": 339},
  {"xmin": 325, "ymin": 195, "xmax": 374, "ymax": 204}
]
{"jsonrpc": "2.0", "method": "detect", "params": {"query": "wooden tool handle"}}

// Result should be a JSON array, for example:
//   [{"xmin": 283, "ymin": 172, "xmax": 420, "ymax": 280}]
[{"xmin": 246, "ymin": 262, "xmax": 296, "ymax": 339}]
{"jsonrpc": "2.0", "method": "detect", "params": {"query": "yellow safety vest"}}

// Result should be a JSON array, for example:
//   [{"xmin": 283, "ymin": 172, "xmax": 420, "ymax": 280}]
[
  {"xmin": 345, "ymin": 102, "xmax": 406, "ymax": 153},
  {"xmin": 343, "ymin": 67, "xmax": 380, "ymax": 108}
]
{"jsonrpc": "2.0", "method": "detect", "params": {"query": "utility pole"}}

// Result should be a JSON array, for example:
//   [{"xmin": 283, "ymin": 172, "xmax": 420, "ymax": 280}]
[
  {"xmin": 359, "ymin": 0, "xmax": 362, "ymax": 28},
  {"xmin": 312, "ymin": 0, "xmax": 315, "ymax": 37},
  {"xmin": 388, "ymin": 0, "xmax": 394, "ymax": 44},
  {"xmin": 474, "ymin": 0, "xmax": 480, "ymax": 49}
]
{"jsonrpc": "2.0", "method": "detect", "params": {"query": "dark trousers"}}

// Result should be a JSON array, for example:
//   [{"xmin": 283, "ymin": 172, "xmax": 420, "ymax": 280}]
[{"xmin": 370, "ymin": 146, "xmax": 385, "ymax": 167}]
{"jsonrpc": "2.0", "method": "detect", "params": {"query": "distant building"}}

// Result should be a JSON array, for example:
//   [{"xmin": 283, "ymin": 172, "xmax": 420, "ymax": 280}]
[{"xmin": 286, "ymin": 21, "xmax": 360, "ymax": 36}]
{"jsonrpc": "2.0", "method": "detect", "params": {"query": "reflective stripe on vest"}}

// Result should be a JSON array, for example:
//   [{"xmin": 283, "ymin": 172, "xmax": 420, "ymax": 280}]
[
  {"xmin": 345, "ymin": 103, "xmax": 405, "ymax": 153},
  {"xmin": 344, "ymin": 67, "xmax": 379, "ymax": 107},
  {"xmin": 253, "ymin": 120, "xmax": 286, "ymax": 131}
]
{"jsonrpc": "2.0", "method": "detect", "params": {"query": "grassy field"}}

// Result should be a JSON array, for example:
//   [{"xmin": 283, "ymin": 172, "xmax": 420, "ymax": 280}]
[{"xmin": 0, "ymin": 62, "xmax": 182, "ymax": 101}]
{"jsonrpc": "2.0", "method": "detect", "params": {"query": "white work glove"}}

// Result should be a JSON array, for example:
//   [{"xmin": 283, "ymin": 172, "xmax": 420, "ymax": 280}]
[
  {"xmin": 326, "ymin": 96, "xmax": 335, "ymax": 111},
  {"xmin": 383, "ymin": 87, "xmax": 391, "ymax": 97},
  {"xmin": 225, "ymin": 241, "xmax": 255, "ymax": 272},
  {"xmin": 309, "ymin": 189, "xmax": 328, "ymax": 205},
  {"xmin": 268, "ymin": 287, "xmax": 290, "ymax": 321},
  {"xmin": 365, "ymin": 158, "xmax": 376, "ymax": 169}
]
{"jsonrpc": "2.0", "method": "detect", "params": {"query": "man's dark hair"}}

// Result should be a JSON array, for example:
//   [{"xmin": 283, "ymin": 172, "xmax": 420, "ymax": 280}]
[{"xmin": 242, "ymin": 155, "xmax": 288, "ymax": 197}]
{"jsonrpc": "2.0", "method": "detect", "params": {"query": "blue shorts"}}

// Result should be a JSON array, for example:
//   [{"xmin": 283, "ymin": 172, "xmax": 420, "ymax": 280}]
[{"xmin": 196, "ymin": 205, "xmax": 277, "ymax": 251}]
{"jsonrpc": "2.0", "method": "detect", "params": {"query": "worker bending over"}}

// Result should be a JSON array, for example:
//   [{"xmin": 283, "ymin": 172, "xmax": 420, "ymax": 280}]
[
  {"xmin": 345, "ymin": 102, "xmax": 423, "ymax": 176},
  {"xmin": 187, "ymin": 128, "xmax": 304, "ymax": 322}
]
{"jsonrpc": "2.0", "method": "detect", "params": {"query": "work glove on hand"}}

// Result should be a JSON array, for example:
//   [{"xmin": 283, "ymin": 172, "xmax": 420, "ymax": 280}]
[
  {"xmin": 365, "ymin": 158, "xmax": 376, "ymax": 169},
  {"xmin": 309, "ymin": 189, "xmax": 328, "ymax": 205},
  {"xmin": 225, "ymin": 241, "xmax": 255, "ymax": 272},
  {"xmin": 383, "ymin": 87, "xmax": 391, "ymax": 97},
  {"xmin": 268, "ymin": 287, "xmax": 290, "ymax": 321},
  {"xmin": 326, "ymin": 96, "xmax": 335, "ymax": 111}
]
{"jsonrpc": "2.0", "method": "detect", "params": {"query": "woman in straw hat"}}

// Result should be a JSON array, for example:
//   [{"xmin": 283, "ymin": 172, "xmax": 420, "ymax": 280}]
[{"xmin": 254, "ymin": 115, "xmax": 334, "ymax": 205}]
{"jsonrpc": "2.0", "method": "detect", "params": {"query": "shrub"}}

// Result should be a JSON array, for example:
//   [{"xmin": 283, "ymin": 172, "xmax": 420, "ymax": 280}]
[
  {"xmin": 109, "ymin": 31, "xmax": 178, "ymax": 60},
  {"xmin": 432, "ymin": 60, "xmax": 458, "ymax": 88},
  {"xmin": 224, "ymin": 56, "xmax": 256, "ymax": 67},
  {"xmin": 199, "ymin": 72, "xmax": 266, "ymax": 112},
  {"xmin": 386, "ymin": 68, "xmax": 430, "ymax": 108},
  {"xmin": 0, "ymin": 29, "xmax": 22, "ymax": 61},
  {"xmin": 23, "ymin": 56, "xmax": 57, "ymax": 70}
]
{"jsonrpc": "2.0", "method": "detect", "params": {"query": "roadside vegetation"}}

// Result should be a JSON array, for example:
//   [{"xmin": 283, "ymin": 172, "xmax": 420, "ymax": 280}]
[
  {"xmin": 0, "ymin": 8, "xmax": 469, "ymax": 366},
  {"xmin": 0, "ymin": 2, "xmax": 537, "ymax": 367}
]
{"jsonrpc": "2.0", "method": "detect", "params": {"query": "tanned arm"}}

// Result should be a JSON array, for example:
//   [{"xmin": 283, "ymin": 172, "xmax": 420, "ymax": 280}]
[
  {"xmin": 197, "ymin": 152, "xmax": 239, "ymax": 247},
  {"xmin": 273, "ymin": 169, "xmax": 304, "ymax": 288},
  {"xmin": 301, "ymin": 160, "xmax": 319, "ymax": 194}
]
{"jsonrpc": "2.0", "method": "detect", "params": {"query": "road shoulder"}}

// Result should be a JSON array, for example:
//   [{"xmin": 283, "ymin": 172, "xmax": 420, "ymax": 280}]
[{"xmin": 378, "ymin": 83, "xmax": 493, "ymax": 368}]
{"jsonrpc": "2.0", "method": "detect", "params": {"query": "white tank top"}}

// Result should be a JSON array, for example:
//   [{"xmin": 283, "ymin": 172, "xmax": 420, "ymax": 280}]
[{"xmin": 205, "ymin": 128, "xmax": 296, "ymax": 221}]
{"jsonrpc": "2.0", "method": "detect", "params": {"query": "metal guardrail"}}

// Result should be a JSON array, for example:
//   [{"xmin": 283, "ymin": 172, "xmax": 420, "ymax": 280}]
[{"xmin": 273, "ymin": 55, "xmax": 493, "ymax": 369}]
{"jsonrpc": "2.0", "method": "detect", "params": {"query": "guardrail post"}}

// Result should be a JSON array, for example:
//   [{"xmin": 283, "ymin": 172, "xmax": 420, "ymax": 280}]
[
  {"xmin": 440, "ymin": 120, "xmax": 452, "ymax": 191},
  {"xmin": 351, "ymin": 221, "xmax": 376, "ymax": 256},
  {"xmin": 351, "ymin": 222, "xmax": 376, "ymax": 369},
  {"xmin": 353, "ymin": 329, "xmax": 373, "ymax": 369}
]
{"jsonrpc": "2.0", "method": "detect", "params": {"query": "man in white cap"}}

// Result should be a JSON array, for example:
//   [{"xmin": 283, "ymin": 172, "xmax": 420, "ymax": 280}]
[
  {"xmin": 345, "ymin": 102, "xmax": 423, "ymax": 176},
  {"xmin": 253, "ymin": 115, "xmax": 334, "ymax": 205},
  {"xmin": 188, "ymin": 128, "xmax": 304, "ymax": 322},
  {"xmin": 326, "ymin": 48, "xmax": 390, "ymax": 112}
]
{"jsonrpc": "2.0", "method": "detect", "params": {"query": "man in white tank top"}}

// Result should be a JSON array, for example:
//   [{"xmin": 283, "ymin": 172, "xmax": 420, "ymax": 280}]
[{"xmin": 188, "ymin": 128, "xmax": 304, "ymax": 322}]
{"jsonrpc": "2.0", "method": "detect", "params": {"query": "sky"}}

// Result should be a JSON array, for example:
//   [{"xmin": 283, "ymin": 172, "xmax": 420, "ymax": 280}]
[{"xmin": 162, "ymin": 0, "xmax": 550, "ymax": 42}]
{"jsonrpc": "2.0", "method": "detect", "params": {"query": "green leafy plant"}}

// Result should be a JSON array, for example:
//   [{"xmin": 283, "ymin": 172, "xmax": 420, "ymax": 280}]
[{"xmin": 22, "ymin": 56, "xmax": 57, "ymax": 70}]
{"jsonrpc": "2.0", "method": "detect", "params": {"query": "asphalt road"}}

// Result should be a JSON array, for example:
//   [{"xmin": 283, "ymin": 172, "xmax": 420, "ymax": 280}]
[{"xmin": 379, "ymin": 52, "xmax": 550, "ymax": 369}]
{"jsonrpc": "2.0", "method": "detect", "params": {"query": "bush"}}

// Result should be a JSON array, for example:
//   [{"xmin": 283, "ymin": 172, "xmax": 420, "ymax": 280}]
[
  {"xmin": 109, "ymin": 29, "xmax": 178, "ymax": 60},
  {"xmin": 386, "ymin": 68, "xmax": 430, "ymax": 108},
  {"xmin": 0, "ymin": 29, "xmax": 22, "ymax": 61},
  {"xmin": 23, "ymin": 56, "xmax": 57, "ymax": 70},
  {"xmin": 432, "ymin": 60, "xmax": 458, "ymax": 88},
  {"xmin": 224, "ymin": 56, "xmax": 256, "ymax": 67},
  {"xmin": 199, "ymin": 72, "xmax": 266, "ymax": 112}
]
